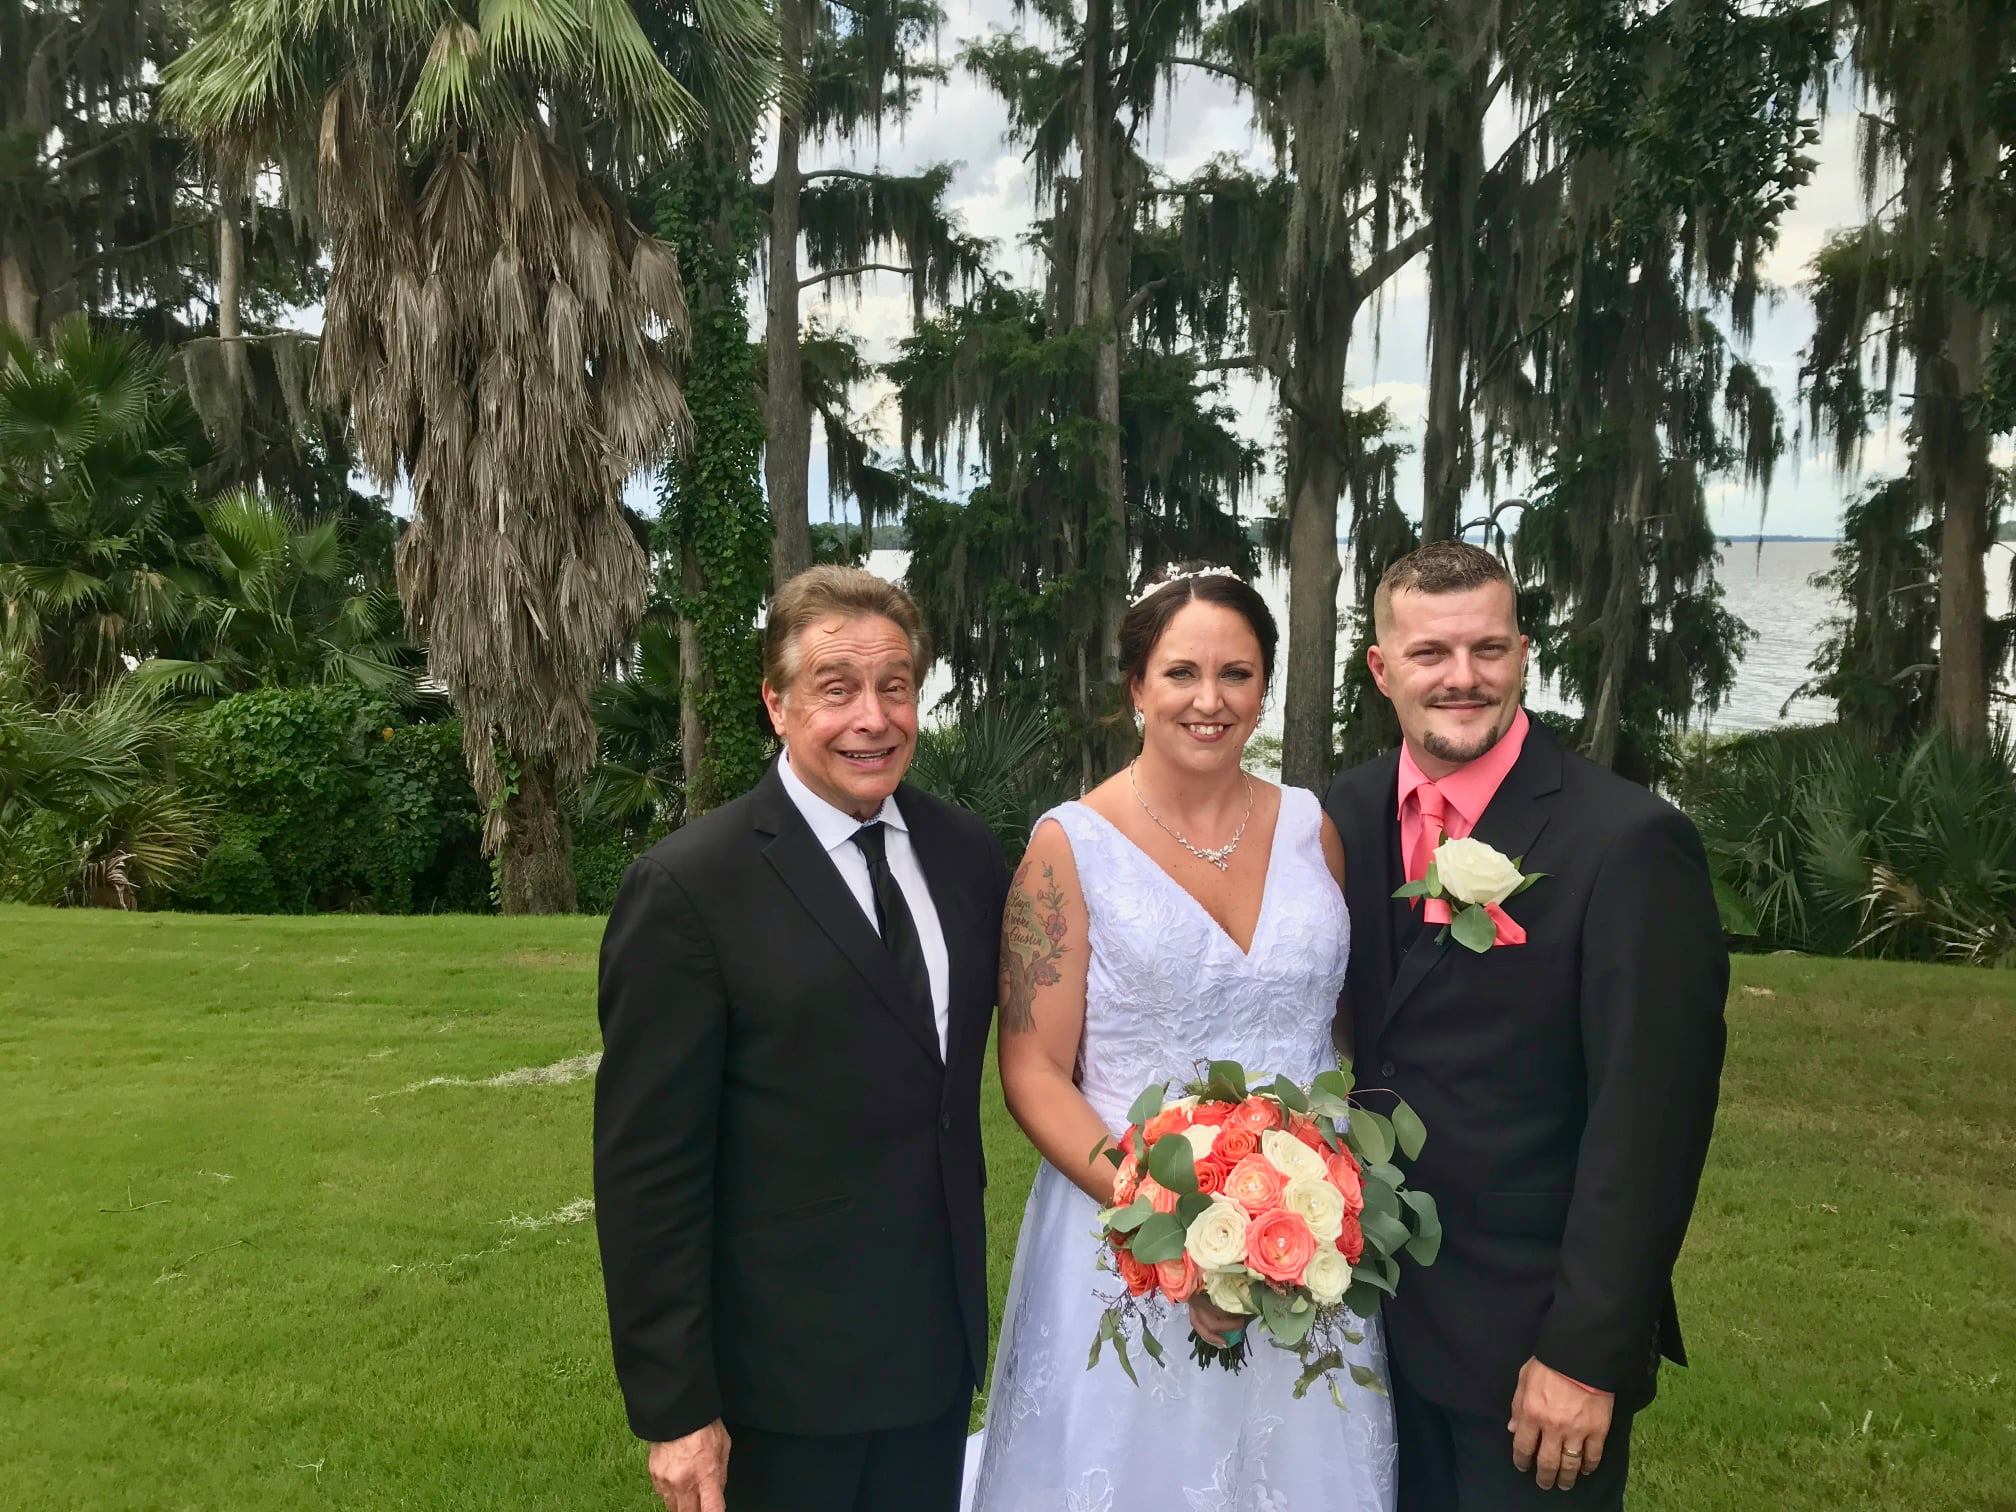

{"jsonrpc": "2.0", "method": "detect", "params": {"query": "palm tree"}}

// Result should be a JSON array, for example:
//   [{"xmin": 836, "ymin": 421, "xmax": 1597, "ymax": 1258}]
[
  {"xmin": 134, "ymin": 491, "xmax": 413, "ymax": 698},
  {"xmin": 0, "ymin": 317, "xmax": 208, "ymax": 700},
  {"xmin": 162, "ymin": 0, "xmax": 776, "ymax": 911}
]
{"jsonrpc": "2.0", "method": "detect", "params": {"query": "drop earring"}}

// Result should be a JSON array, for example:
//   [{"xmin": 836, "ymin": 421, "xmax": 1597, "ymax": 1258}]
[{"xmin": 1133, "ymin": 707, "xmax": 1145, "ymax": 734}]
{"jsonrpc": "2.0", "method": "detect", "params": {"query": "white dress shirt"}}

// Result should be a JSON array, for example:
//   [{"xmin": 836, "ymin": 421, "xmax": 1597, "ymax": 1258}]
[{"xmin": 778, "ymin": 751, "xmax": 952, "ymax": 1059}]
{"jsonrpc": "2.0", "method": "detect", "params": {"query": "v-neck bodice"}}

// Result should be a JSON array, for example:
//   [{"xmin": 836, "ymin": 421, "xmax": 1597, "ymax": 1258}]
[{"xmin": 1039, "ymin": 785, "xmax": 1352, "ymax": 1129}]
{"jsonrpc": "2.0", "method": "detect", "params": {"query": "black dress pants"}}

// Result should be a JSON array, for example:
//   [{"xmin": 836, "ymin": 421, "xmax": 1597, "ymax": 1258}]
[
  {"xmin": 1394, "ymin": 1357, "xmax": 1635, "ymax": 1511},
  {"xmin": 723, "ymin": 1389, "xmax": 971, "ymax": 1512}
]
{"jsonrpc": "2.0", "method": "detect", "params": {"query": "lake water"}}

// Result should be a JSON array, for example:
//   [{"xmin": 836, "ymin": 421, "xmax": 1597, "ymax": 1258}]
[{"xmin": 868, "ymin": 540, "xmax": 2013, "ymax": 738}]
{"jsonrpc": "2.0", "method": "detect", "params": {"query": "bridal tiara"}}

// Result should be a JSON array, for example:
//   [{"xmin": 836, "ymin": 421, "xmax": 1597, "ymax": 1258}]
[{"xmin": 1128, "ymin": 564, "xmax": 1244, "ymax": 607}]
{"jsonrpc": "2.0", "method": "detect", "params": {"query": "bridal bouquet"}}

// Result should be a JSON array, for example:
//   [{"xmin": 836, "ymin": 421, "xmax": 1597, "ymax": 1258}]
[{"xmin": 1087, "ymin": 1060, "xmax": 1439, "ymax": 1407}]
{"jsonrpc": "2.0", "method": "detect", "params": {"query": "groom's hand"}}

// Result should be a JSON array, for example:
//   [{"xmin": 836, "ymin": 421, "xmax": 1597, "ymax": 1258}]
[
  {"xmin": 1508, "ymin": 1357, "xmax": 1611, "ymax": 1491},
  {"xmin": 647, "ymin": 1420, "xmax": 729, "ymax": 1512}
]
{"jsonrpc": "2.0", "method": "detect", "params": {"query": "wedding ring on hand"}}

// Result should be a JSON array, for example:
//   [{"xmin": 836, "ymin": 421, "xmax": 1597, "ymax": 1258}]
[{"xmin": 1562, "ymin": 1450, "xmax": 1583, "ymax": 1462}]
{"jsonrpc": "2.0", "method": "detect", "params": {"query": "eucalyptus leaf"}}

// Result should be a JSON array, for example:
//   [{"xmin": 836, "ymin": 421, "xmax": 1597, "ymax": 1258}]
[
  {"xmin": 1400, "ymin": 1188, "xmax": 1442, "ymax": 1238},
  {"xmin": 1113, "ymin": 1331, "xmax": 1139, "ymax": 1386},
  {"xmin": 1293, "ymin": 1350, "xmax": 1344, "ymax": 1399},
  {"xmin": 1129, "ymin": 1212, "xmax": 1186, "ymax": 1264},
  {"xmin": 1140, "ymin": 1324, "xmax": 1164, "ymax": 1365},
  {"xmin": 1405, "ymin": 1226, "xmax": 1443, "ymax": 1266},
  {"xmin": 1351, "ymin": 1261, "xmax": 1396, "ymax": 1297},
  {"xmin": 1270, "ymin": 1074, "xmax": 1311, "ymax": 1114},
  {"xmin": 1391, "ymin": 1100, "xmax": 1428, "ymax": 1161},
  {"xmin": 1348, "ymin": 1110, "xmax": 1394, "ymax": 1166},
  {"xmin": 1423, "ymin": 859, "xmax": 1441, "ymax": 894},
  {"xmin": 1208, "ymin": 1060, "xmax": 1250, "ymax": 1100},
  {"xmin": 1341, "ymin": 1280, "xmax": 1383, "ymax": 1318},
  {"xmin": 1127, "ymin": 1082, "xmax": 1167, "ymax": 1130},
  {"xmin": 1391, "ymin": 878, "xmax": 1431, "ymax": 899},
  {"xmin": 1452, "ymin": 902, "xmax": 1497, "ymax": 953},
  {"xmin": 1348, "ymin": 1362, "xmax": 1391, "ymax": 1397},
  {"xmin": 1108, "ymin": 1196, "xmax": 1155, "ymax": 1234},
  {"xmin": 1176, "ymin": 1190, "xmax": 1213, "ymax": 1226},
  {"xmin": 1147, "ymin": 1132, "xmax": 1199, "ymax": 1195},
  {"xmin": 1365, "ymin": 1208, "xmax": 1413, "ymax": 1258}
]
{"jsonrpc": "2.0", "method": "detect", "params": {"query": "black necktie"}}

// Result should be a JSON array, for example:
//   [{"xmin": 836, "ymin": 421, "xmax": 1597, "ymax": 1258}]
[{"xmin": 852, "ymin": 821, "xmax": 935, "ymax": 1020}]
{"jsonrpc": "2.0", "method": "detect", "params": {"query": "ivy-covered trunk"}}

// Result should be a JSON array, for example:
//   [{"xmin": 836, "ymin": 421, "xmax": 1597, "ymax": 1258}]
[
  {"xmin": 495, "ymin": 753, "xmax": 577, "ymax": 914},
  {"xmin": 656, "ymin": 141, "xmax": 774, "ymax": 819}
]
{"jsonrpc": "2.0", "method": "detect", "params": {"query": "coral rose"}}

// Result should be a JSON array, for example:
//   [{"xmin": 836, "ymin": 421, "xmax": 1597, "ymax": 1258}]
[
  {"xmin": 1193, "ymin": 1157, "xmax": 1226, "ymax": 1196},
  {"xmin": 1155, "ymin": 1252, "xmax": 1201, "ymax": 1304},
  {"xmin": 1189, "ymin": 1101, "xmax": 1234, "ymax": 1127},
  {"xmin": 1325, "ymin": 1152, "xmax": 1365, "ymax": 1215},
  {"xmin": 1287, "ymin": 1115, "xmax": 1328, "ymax": 1153},
  {"xmin": 1143, "ymin": 1106, "xmax": 1193, "ymax": 1144},
  {"xmin": 1335, "ymin": 1210, "xmax": 1365, "ymax": 1265},
  {"xmin": 1245, "ymin": 1208, "xmax": 1318, "ymax": 1285},
  {"xmin": 1222, "ymin": 1154, "xmax": 1286, "ymax": 1214},
  {"xmin": 1137, "ymin": 1176, "xmax": 1179, "ymax": 1215},
  {"xmin": 1231, "ymin": 1097, "xmax": 1284, "ymax": 1135},
  {"xmin": 1213, "ymin": 1123, "xmax": 1259, "ymax": 1165},
  {"xmin": 1117, "ymin": 1247, "xmax": 1155, "ymax": 1297},
  {"xmin": 1111, "ymin": 1154, "xmax": 1142, "ymax": 1206}
]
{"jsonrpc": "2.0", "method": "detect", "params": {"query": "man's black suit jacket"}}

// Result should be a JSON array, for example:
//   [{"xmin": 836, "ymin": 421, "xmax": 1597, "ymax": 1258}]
[
  {"xmin": 1323, "ymin": 718, "xmax": 1727, "ymax": 1417},
  {"xmin": 593, "ymin": 762, "xmax": 1009, "ymax": 1443}
]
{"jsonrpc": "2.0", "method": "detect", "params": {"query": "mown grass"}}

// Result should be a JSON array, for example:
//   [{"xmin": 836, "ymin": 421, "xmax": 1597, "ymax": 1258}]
[{"xmin": 2, "ymin": 906, "xmax": 2011, "ymax": 1509}]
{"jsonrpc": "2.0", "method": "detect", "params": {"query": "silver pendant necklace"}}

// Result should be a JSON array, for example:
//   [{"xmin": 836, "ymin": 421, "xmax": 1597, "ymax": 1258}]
[{"xmin": 1127, "ymin": 760, "xmax": 1253, "ymax": 872}]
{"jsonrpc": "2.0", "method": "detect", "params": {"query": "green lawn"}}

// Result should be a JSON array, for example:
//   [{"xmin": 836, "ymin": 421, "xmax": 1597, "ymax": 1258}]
[{"xmin": 2, "ymin": 905, "xmax": 2011, "ymax": 1509}]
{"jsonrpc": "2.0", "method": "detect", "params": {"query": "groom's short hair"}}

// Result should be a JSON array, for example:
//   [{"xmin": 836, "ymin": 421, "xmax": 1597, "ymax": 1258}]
[
  {"xmin": 763, "ymin": 565, "xmax": 932, "ymax": 691},
  {"xmin": 1372, "ymin": 542, "xmax": 1517, "ymax": 638}
]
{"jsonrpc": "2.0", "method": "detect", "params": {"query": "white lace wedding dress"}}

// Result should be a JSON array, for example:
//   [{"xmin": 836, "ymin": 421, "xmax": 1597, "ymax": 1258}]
[{"xmin": 964, "ymin": 788, "xmax": 1397, "ymax": 1512}]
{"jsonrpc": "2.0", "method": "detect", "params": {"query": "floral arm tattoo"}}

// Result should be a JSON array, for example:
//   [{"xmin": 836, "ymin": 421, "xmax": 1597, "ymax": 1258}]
[{"xmin": 1001, "ymin": 857, "xmax": 1069, "ymax": 1034}]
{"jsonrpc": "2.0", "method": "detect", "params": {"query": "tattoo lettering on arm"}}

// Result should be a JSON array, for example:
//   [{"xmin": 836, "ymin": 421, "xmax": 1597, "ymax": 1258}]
[{"xmin": 1000, "ymin": 859, "xmax": 1069, "ymax": 1034}]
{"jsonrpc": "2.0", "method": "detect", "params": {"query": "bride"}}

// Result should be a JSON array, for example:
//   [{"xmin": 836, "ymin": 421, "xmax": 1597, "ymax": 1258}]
[{"xmin": 965, "ymin": 567, "xmax": 1396, "ymax": 1511}]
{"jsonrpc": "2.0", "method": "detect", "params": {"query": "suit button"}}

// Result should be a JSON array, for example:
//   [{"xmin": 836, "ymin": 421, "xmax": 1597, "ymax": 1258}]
[
  {"xmin": 1380, "ymin": 1062, "xmax": 1397, "ymax": 1079},
  {"xmin": 940, "ymin": 1113, "xmax": 951, "ymax": 1132}
]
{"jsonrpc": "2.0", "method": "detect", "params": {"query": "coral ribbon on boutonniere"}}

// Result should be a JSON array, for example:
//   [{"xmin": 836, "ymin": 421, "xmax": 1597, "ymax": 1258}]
[{"xmin": 1393, "ymin": 837, "xmax": 1544, "ymax": 953}]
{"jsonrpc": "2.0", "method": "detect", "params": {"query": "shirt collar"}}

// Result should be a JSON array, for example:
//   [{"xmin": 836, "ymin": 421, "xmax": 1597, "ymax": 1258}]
[
  {"xmin": 778, "ymin": 748, "xmax": 905, "ymax": 853},
  {"xmin": 1395, "ymin": 706, "xmax": 1531, "ymax": 830}
]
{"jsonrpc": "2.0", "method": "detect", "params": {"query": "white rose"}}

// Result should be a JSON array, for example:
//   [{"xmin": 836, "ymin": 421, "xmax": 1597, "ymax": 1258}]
[
  {"xmin": 1433, "ymin": 837, "xmax": 1526, "ymax": 905},
  {"xmin": 1204, "ymin": 1267, "xmax": 1258, "ymax": 1316},
  {"xmin": 1260, "ymin": 1128, "xmax": 1329, "ymax": 1183},
  {"xmin": 1179, "ymin": 1122, "xmax": 1222, "ymax": 1163},
  {"xmin": 1280, "ymin": 1175, "xmax": 1345, "ymax": 1244},
  {"xmin": 1167, "ymin": 1095, "xmax": 1200, "ymax": 1113},
  {"xmin": 1184, "ymin": 1196, "xmax": 1251, "ymax": 1271},
  {"xmin": 1304, "ymin": 1248, "xmax": 1352, "ymax": 1307}
]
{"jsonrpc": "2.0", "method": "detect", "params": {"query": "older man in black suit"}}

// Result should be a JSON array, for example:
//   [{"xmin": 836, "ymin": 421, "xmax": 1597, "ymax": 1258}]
[
  {"xmin": 1324, "ymin": 542, "xmax": 1727, "ymax": 1509},
  {"xmin": 594, "ymin": 566, "xmax": 1008, "ymax": 1512}
]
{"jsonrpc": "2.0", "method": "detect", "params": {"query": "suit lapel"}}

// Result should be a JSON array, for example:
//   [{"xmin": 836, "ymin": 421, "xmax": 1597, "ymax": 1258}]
[{"xmin": 753, "ymin": 768, "xmax": 944, "ymax": 1066}]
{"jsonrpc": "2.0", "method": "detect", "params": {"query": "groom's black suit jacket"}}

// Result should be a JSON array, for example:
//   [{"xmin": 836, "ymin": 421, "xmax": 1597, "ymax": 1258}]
[
  {"xmin": 1324, "ymin": 718, "xmax": 1727, "ymax": 1417},
  {"xmin": 594, "ymin": 762, "xmax": 1008, "ymax": 1443}
]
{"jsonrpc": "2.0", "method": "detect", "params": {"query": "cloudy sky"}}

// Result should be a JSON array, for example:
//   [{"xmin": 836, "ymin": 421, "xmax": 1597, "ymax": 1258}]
[{"xmin": 782, "ymin": 1, "xmax": 1926, "ymax": 543}]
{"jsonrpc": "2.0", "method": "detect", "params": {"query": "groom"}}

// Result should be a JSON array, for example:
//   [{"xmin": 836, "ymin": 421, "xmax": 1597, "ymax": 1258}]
[
  {"xmin": 594, "ymin": 566, "xmax": 1008, "ymax": 1512},
  {"xmin": 1324, "ymin": 542, "xmax": 1727, "ymax": 1509}
]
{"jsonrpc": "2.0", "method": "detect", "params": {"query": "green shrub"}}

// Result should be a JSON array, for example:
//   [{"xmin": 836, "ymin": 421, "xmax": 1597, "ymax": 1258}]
[
  {"xmin": 177, "ymin": 685, "xmax": 487, "ymax": 914},
  {"xmin": 1687, "ymin": 726, "xmax": 2016, "ymax": 967},
  {"xmin": 570, "ymin": 836, "xmax": 639, "ymax": 915}
]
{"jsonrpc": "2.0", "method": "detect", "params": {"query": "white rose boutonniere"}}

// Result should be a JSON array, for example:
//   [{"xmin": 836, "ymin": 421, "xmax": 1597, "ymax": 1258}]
[{"xmin": 1394, "ymin": 836, "xmax": 1545, "ymax": 952}]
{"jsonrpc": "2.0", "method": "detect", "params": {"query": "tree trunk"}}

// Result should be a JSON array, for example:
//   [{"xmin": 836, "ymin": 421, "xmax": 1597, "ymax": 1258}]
[
  {"xmin": 497, "ymin": 755, "xmax": 579, "ymax": 914},
  {"xmin": 1074, "ymin": 0, "xmax": 1128, "ymax": 780},
  {"xmin": 765, "ymin": 0, "xmax": 813, "ymax": 589},
  {"xmin": 1, "ymin": 248, "xmax": 37, "ymax": 338},
  {"xmin": 1935, "ymin": 295, "xmax": 1992, "ymax": 750},
  {"xmin": 1419, "ymin": 92, "xmax": 1480, "ymax": 544},
  {"xmin": 1280, "ymin": 417, "xmax": 1346, "ymax": 790},
  {"xmin": 1279, "ymin": 268, "xmax": 1357, "ymax": 789},
  {"xmin": 1581, "ymin": 464, "xmax": 1648, "ymax": 770}
]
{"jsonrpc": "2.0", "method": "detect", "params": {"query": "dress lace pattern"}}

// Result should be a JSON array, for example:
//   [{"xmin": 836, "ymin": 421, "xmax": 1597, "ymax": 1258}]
[{"xmin": 964, "ymin": 787, "xmax": 1397, "ymax": 1512}]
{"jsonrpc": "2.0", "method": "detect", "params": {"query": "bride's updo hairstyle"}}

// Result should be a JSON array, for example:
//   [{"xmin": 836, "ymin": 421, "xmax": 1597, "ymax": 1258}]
[{"xmin": 1118, "ymin": 564, "xmax": 1279, "ymax": 689}]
